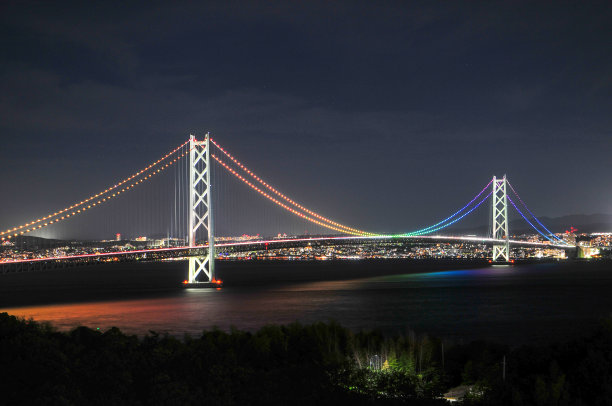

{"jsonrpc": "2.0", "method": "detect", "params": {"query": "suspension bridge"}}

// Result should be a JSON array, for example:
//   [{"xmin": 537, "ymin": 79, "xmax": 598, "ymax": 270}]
[{"xmin": 0, "ymin": 134, "xmax": 575, "ymax": 285}]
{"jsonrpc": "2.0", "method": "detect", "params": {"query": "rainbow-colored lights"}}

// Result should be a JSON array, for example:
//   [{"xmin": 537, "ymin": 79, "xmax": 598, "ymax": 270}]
[
  {"xmin": 507, "ymin": 196, "xmax": 563, "ymax": 244},
  {"xmin": 397, "ymin": 180, "xmax": 493, "ymax": 237},
  {"xmin": 397, "ymin": 190, "xmax": 493, "ymax": 237},
  {"xmin": 507, "ymin": 181, "xmax": 563, "ymax": 242},
  {"xmin": 1, "ymin": 135, "xmax": 562, "ymax": 248}
]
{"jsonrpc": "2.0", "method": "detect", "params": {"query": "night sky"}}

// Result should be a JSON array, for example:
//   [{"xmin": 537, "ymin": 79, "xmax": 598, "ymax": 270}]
[{"xmin": 1, "ymin": 2, "xmax": 611, "ymax": 237}]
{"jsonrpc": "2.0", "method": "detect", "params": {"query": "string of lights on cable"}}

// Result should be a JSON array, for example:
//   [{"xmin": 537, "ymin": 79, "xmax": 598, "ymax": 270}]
[
  {"xmin": 211, "ymin": 154, "xmax": 373, "ymax": 236},
  {"xmin": 1, "ymin": 143, "xmax": 190, "ymax": 240},
  {"xmin": 210, "ymin": 139, "xmax": 375, "ymax": 236}
]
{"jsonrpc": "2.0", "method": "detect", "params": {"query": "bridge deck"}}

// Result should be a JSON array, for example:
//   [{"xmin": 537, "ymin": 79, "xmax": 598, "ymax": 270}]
[{"xmin": 0, "ymin": 235, "xmax": 574, "ymax": 274}]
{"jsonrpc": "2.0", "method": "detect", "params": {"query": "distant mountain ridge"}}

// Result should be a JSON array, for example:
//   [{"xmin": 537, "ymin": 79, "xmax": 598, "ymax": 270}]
[
  {"xmin": 456, "ymin": 213, "xmax": 612, "ymax": 235},
  {"xmin": 533, "ymin": 214, "xmax": 612, "ymax": 234}
]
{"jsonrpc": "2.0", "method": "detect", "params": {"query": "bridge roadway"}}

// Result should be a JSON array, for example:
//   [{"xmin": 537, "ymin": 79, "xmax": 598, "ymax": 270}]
[{"xmin": 0, "ymin": 235, "xmax": 574, "ymax": 274}]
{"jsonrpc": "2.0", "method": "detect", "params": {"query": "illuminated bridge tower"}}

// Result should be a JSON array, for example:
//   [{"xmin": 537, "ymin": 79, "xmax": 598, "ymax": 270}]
[
  {"xmin": 492, "ymin": 175, "xmax": 510, "ymax": 262},
  {"xmin": 187, "ymin": 133, "xmax": 217, "ymax": 285}
]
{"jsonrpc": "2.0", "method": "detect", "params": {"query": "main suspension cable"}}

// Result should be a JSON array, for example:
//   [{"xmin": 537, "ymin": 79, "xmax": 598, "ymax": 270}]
[
  {"xmin": 507, "ymin": 181, "xmax": 562, "ymax": 241},
  {"xmin": 211, "ymin": 154, "xmax": 375, "ymax": 236},
  {"xmin": 507, "ymin": 196, "xmax": 562, "ymax": 244},
  {"xmin": 1, "ymin": 143, "xmax": 190, "ymax": 240},
  {"xmin": 210, "ymin": 139, "xmax": 375, "ymax": 236},
  {"xmin": 396, "ymin": 180, "xmax": 493, "ymax": 237},
  {"xmin": 399, "ymin": 191, "xmax": 493, "ymax": 237}
]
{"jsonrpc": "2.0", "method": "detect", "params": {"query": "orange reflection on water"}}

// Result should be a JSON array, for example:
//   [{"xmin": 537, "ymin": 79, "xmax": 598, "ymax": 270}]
[{"xmin": 3, "ymin": 294, "xmax": 220, "ymax": 335}]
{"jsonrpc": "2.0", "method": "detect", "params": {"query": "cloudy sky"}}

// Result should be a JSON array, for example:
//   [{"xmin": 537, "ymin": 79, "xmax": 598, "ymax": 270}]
[{"xmin": 1, "ymin": 1, "xmax": 611, "ymax": 236}]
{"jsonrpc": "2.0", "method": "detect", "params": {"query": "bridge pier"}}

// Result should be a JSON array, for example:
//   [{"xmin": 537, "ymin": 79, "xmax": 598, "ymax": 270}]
[{"xmin": 184, "ymin": 256, "xmax": 222, "ymax": 287}]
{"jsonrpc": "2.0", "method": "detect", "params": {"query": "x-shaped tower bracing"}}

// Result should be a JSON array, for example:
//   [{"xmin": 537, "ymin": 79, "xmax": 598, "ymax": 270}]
[
  {"xmin": 186, "ymin": 133, "xmax": 514, "ymax": 280},
  {"xmin": 492, "ymin": 175, "xmax": 510, "ymax": 262},
  {"xmin": 188, "ymin": 133, "xmax": 215, "ymax": 283}
]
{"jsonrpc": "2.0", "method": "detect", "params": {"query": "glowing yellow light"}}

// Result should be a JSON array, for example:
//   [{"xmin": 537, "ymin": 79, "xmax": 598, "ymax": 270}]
[
  {"xmin": 210, "ymin": 145, "xmax": 373, "ymax": 236},
  {"xmin": 212, "ymin": 155, "xmax": 364, "ymax": 235},
  {"xmin": 1, "ymin": 140, "xmax": 189, "ymax": 237}
]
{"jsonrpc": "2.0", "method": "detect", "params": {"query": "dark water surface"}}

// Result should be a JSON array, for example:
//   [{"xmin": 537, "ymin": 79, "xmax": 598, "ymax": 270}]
[{"xmin": 1, "ymin": 260, "xmax": 611, "ymax": 345}]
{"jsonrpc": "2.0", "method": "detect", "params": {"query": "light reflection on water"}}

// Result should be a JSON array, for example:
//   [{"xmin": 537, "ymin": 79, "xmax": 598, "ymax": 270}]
[
  {"xmin": 3, "ymin": 261, "xmax": 612, "ymax": 345},
  {"xmin": 415, "ymin": 266, "xmax": 514, "ymax": 278}
]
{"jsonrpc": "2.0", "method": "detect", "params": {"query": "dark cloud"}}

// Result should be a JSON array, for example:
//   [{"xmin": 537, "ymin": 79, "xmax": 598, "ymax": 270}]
[{"xmin": 1, "ymin": 1, "xmax": 611, "ymax": 238}]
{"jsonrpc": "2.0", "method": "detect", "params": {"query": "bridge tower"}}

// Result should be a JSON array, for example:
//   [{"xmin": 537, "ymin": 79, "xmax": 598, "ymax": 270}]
[
  {"xmin": 187, "ymin": 133, "xmax": 217, "ymax": 285},
  {"xmin": 491, "ymin": 175, "xmax": 510, "ymax": 262}
]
